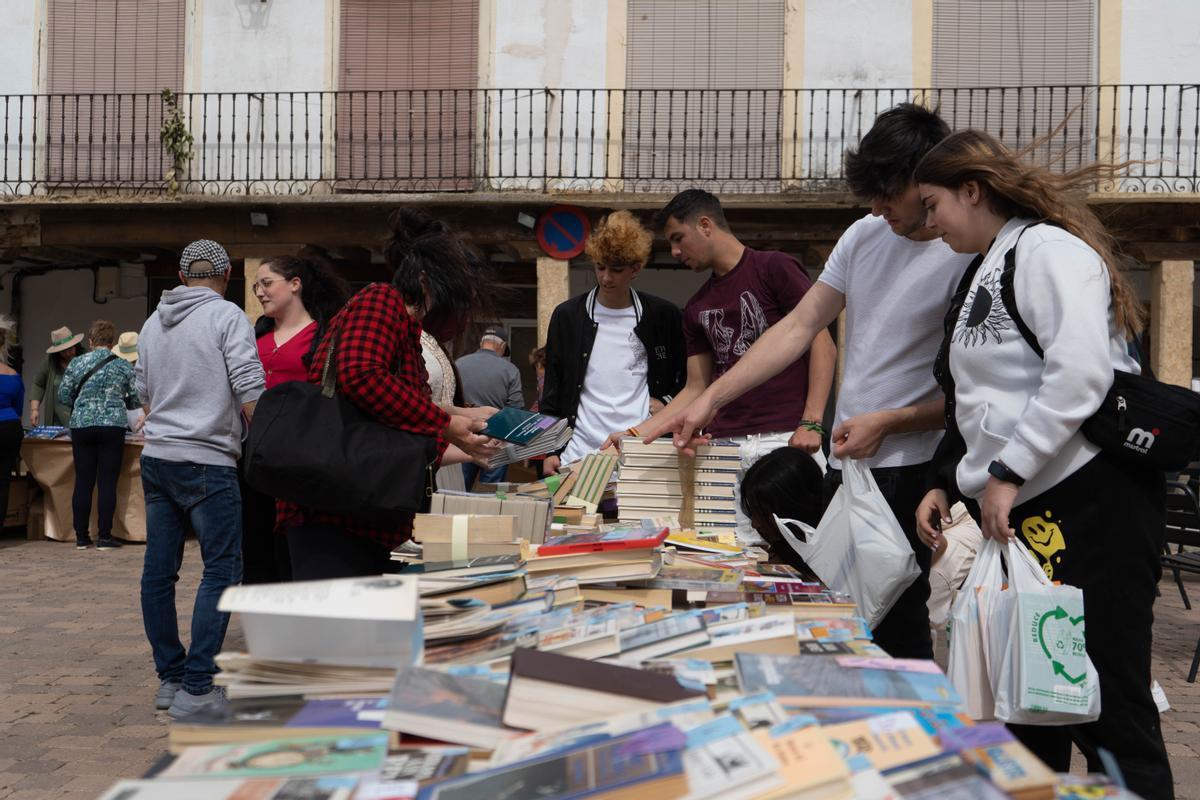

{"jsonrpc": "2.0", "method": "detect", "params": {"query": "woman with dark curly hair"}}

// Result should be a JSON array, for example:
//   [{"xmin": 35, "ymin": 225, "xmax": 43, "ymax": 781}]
[
  {"xmin": 539, "ymin": 210, "xmax": 686, "ymax": 475},
  {"xmin": 276, "ymin": 208, "xmax": 499, "ymax": 579},
  {"xmin": 242, "ymin": 254, "xmax": 351, "ymax": 583}
]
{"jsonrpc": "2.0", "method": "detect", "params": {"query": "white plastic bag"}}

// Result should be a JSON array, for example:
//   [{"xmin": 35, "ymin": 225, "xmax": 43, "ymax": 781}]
[
  {"xmin": 990, "ymin": 539, "xmax": 1100, "ymax": 725},
  {"xmin": 773, "ymin": 459, "xmax": 919, "ymax": 630},
  {"xmin": 947, "ymin": 538, "xmax": 1001, "ymax": 720}
]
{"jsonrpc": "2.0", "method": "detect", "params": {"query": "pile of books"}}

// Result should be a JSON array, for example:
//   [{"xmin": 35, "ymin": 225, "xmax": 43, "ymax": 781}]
[
  {"xmin": 480, "ymin": 407, "xmax": 573, "ymax": 468},
  {"xmin": 98, "ymin": 521, "xmax": 1078, "ymax": 800},
  {"xmin": 616, "ymin": 437, "xmax": 740, "ymax": 530}
]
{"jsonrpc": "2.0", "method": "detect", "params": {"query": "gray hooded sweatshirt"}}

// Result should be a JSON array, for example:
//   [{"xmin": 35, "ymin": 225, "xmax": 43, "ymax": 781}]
[{"xmin": 136, "ymin": 285, "xmax": 265, "ymax": 467}]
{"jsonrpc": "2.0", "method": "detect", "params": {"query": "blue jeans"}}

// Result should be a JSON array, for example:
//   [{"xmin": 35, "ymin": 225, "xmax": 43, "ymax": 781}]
[
  {"xmin": 139, "ymin": 455, "xmax": 242, "ymax": 694},
  {"xmin": 461, "ymin": 462, "xmax": 508, "ymax": 490}
]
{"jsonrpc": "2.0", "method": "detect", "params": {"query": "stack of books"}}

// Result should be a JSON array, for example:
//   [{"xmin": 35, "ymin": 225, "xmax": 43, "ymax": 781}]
[
  {"xmin": 616, "ymin": 437, "xmax": 741, "ymax": 530},
  {"xmin": 99, "ymin": 524, "xmax": 1072, "ymax": 800},
  {"xmin": 411, "ymin": 514, "xmax": 528, "ymax": 562},
  {"xmin": 480, "ymin": 407, "xmax": 573, "ymax": 468}
]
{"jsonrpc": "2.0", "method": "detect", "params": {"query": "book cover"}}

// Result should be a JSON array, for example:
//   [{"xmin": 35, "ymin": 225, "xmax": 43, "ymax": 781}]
[
  {"xmin": 752, "ymin": 723, "xmax": 851, "ymax": 794},
  {"xmin": 508, "ymin": 648, "xmax": 706, "ymax": 704},
  {"xmin": 384, "ymin": 668, "xmax": 509, "ymax": 731},
  {"xmin": 734, "ymin": 654, "xmax": 961, "ymax": 707},
  {"xmin": 482, "ymin": 407, "xmax": 566, "ymax": 444},
  {"xmin": 160, "ymin": 733, "xmax": 389, "ymax": 779},
  {"xmin": 285, "ymin": 697, "xmax": 387, "ymax": 729},
  {"xmin": 820, "ymin": 711, "xmax": 941, "ymax": 772},
  {"xmin": 537, "ymin": 524, "xmax": 668, "ymax": 556},
  {"xmin": 415, "ymin": 724, "xmax": 688, "ymax": 800}
]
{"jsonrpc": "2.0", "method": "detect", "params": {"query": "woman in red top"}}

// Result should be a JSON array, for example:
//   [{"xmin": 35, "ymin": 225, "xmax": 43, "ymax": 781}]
[
  {"xmin": 243, "ymin": 255, "xmax": 350, "ymax": 583},
  {"xmin": 277, "ymin": 209, "xmax": 500, "ymax": 580}
]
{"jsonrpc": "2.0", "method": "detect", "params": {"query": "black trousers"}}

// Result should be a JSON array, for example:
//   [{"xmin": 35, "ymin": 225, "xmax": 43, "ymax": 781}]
[
  {"xmin": 239, "ymin": 472, "xmax": 292, "ymax": 584},
  {"xmin": 70, "ymin": 425, "xmax": 126, "ymax": 540},
  {"xmin": 1005, "ymin": 451, "xmax": 1173, "ymax": 800},
  {"xmin": 287, "ymin": 523, "xmax": 396, "ymax": 580},
  {"xmin": 823, "ymin": 461, "xmax": 934, "ymax": 660},
  {"xmin": 0, "ymin": 420, "xmax": 23, "ymax": 527}
]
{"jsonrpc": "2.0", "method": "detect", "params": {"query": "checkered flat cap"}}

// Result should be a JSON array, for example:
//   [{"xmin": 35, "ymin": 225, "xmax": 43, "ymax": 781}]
[{"xmin": 180, "ymin": 239, "xmax": 232, "ymax": 278}]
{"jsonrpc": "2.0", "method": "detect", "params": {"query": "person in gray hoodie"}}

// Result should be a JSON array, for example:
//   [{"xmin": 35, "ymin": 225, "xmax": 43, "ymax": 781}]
[{"xmin": 136, "ymin": 239, "xmax": 265, "ymax": 719}]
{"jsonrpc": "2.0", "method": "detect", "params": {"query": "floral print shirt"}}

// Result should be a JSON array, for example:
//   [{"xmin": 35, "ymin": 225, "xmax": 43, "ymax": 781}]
[{"xmin": 57, "ymin": 350, "xmax": 140, "ymax": 429}]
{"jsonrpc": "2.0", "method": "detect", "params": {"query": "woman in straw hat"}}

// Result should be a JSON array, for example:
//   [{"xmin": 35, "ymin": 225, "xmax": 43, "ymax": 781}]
[
  {"xmin": 30, "ymin": 325, "xmax": 86, "ymax": 428},
  {"xmin": 0, "ymin": 315, "xmax": 23, "ymax": 529},
  {"xmin": 111, "ymin": 332, "xmax": 145, "ymax": 433}
]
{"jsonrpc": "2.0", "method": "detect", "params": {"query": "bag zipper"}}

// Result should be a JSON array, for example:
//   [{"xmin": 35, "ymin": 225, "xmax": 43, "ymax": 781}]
[{"xmin": 1117, "ymin": 395, "xmax": 1127, "ymax": 434}]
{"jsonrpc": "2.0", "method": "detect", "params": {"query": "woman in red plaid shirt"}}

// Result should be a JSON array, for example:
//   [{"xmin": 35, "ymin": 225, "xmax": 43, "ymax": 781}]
[{"xmin": 279, "ymin": 209, "xmax": 499, "ymax": 579}]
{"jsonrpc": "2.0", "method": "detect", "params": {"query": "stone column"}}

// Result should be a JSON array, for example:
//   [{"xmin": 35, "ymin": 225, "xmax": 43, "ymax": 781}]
[
  {"xmin": 1149, "ymin": 260, "xmax": 1194, "ymax": 387},
  {"xmin": 244, "ymin": 257, "xmax": 263, "ymax": 322},
  {"xmin": 536, "ymin": 257, "xmax": 570, "ymax": 346}
]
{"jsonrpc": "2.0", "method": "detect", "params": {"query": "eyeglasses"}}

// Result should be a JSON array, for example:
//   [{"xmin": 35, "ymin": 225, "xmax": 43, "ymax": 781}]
[{"xmin": 251, "ymin": 277, "xmax": 278, "ymax": 293}]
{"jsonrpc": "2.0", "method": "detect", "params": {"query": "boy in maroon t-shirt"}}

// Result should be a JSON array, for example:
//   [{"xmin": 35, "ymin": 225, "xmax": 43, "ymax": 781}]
[{"xmin": 625, "ymin": 189, "xmax": 836, "ymax": 546}]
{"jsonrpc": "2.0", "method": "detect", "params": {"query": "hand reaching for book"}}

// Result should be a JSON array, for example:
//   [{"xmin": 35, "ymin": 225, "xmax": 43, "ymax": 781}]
[
  {"xmin": 668, "ymin": 394, "xmax": 717, "ymax": 457},
  {"xmin": 446, "ymin": 414, "xmax": 500, "ymax": 463}
]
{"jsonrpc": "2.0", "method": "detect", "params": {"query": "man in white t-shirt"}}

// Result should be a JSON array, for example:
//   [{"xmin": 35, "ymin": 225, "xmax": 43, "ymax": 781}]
[
  {"xmin": 665, "ymin": 104, "xmax": 973, "ymax": 659},
  {"xmin": 540, "ymin": 211, "xmax": 686, "ymax": 474}
]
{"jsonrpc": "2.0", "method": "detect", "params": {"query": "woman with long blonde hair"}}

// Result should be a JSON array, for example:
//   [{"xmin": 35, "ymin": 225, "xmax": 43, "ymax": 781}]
[{"xmin": 913, "ymin": 129, "xmax": 1171, "ymax": 798}]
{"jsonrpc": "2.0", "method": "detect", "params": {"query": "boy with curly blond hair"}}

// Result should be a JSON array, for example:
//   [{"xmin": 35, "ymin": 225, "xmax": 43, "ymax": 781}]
[{"xmin": 540, "ymin": 210, "xmax": 685, "ymax": 473}]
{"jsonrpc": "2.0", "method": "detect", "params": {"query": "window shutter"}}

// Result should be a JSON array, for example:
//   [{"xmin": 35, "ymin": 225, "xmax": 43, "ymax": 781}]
[
  {"xmin": 932, "ymin": 0, "xmax": 1097, "ymax": 169},
  {"xmin": 624, "ymin": 0, "xmax": 785, "ymax": 191},
  {"xmin": 337, "ymin": 0, "xmax": 479, "ymax": 190},
  {"xmin": 46, "ymin": 0, "xmax": 184, "ymax": 184}
]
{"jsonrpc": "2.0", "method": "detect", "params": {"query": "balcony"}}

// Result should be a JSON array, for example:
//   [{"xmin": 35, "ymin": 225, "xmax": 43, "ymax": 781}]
[{"xmin": 0, "ymin": 85, "xmax": 1197, "ymax": 199}]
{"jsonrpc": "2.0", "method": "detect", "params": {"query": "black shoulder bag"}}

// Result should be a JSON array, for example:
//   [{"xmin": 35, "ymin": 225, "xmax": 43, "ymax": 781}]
[
  {"xmin": 1001, "ymin": 223, "xmax": 1200, "ymax": 471},
  {"xmin": 244, "ymin": 333, "xmax": 439, "ymax": 519},
  {"xmin": 68, "ymin": 354, "xmax": 119, "ymax": 405}
]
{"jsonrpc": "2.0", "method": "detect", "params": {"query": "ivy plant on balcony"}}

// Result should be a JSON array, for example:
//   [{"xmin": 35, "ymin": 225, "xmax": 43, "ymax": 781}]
[{"xmin": 159, "ymin": 89, "xmax": 193, "ymax": 196}]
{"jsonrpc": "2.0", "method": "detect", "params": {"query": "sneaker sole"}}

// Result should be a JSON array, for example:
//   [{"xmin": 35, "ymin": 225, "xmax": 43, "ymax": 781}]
[
  {"xmin": 96, "ymin": 544, "xmax": 122, "ymax": 550},
  {"xmin": 76, "ymin": 545, "xmax": 91, "ymax": 550}
]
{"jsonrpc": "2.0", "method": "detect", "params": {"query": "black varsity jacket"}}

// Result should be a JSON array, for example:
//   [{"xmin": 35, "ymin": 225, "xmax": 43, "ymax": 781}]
[{"xmin": 540, "ymin": 288, "xmax": 687, "ymax": 452}]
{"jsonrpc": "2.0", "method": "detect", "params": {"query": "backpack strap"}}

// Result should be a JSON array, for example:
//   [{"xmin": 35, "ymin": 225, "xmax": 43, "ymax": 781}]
[{"xmin": 997, "ymin": 221, "xmax": 1061, "ymax": 361}]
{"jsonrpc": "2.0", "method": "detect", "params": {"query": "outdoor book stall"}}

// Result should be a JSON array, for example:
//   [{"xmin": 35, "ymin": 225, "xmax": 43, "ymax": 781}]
[
  {"xmin": 94, "ymin": 440, "xmax": 1128, "ymax": 799},
  {"xmin": 20, "ymin": 434, "xmax": 146, "ymax": 543}
]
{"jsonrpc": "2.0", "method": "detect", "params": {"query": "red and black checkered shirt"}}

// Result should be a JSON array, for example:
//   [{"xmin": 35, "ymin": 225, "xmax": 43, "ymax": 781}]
[{"xmin": 276, "ymin": 282, "xmax": 450, "ymax": 549}]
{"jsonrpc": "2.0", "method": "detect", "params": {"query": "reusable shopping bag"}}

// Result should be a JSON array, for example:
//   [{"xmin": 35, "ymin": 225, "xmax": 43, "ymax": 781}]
[
  {"xmin": 947, "ymin": 538, "xmax": 1001, "ymax": 721},
  {"xmin": 989, "ymin": 539, "xmax": 1100, "ymax": 725},
  {"xmin": 772, "ymin": 459, "xmax": 919, "ymax": 629}
]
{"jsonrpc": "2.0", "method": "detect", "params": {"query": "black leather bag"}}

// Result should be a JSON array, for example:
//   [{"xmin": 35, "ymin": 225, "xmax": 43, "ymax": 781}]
[
  {"xmin": 243, "ymin": 335, "xmax": 439, "ymax": 518},
  {"xmin": 1001, "ymin": 223, "xmax": 1200, "ymax": 471}
]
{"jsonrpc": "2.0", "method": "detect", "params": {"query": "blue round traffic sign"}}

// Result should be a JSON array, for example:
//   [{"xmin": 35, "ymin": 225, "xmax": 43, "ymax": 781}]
[{"xmin": 536, "ymin": 205, "xmax": 591, "ymax": 260}]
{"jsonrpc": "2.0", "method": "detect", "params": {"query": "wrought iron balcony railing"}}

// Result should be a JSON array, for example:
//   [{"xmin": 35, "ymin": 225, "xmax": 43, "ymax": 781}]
[{"xmin": 0, "ymin": 84, "xmax": 1197, "ymax": 198}]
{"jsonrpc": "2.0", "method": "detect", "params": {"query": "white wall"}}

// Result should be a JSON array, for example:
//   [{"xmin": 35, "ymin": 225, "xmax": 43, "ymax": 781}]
[
  {"xmin": 0, "ymin": 0, "xmax": 39, "ymax": 190},
  {"xmin": 487, "ymin": 0, "xmax": 610, "ymax": 189},
  {"xmin": 190, "ymin": 0, "xmax": 329, "ymax": 186},
  {"xmin": 1118, "ymin": 0, "xmax": 1200, "ymax": 188},
  {"xmin": 802, "ymin": 0, "xmax": 915, "ymax": 178}
]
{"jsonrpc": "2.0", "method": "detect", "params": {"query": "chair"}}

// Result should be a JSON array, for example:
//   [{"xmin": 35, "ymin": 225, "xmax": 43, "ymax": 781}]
[{"xmin": 1163, "ymin": 480, "xmax": 1200, "ymax": 682}]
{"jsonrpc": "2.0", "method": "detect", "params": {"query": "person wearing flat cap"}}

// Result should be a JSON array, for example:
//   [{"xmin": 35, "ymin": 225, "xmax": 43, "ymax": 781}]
[
  {"xmin": 30, "ymin": 326, "xmax": 87, "ymax": 428},
  {"xmin": 136, "ymin": 238, "xmax": 265, "ymax": 721}
]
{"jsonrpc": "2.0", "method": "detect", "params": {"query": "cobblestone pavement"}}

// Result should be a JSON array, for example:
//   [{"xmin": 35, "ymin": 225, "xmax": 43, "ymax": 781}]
[{"xmin": 1, "ymin": 534, "xmax": 1198, "ymax": 799}]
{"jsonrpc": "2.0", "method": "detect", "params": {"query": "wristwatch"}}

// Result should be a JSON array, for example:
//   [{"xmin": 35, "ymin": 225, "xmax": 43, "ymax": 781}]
[{"xmin": 988, "ymin": 459, "xmax": 1026, "ymax": 486}]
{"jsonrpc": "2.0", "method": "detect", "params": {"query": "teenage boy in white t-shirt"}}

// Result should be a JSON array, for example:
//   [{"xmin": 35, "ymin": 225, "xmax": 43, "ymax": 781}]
[
  {"xmin": 540, "ymin": 211, "xmax": 686, "ymax": 474},
  {"xmin": 665, "ymin": 104, "xmax": 973, "ymax": 659}
]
